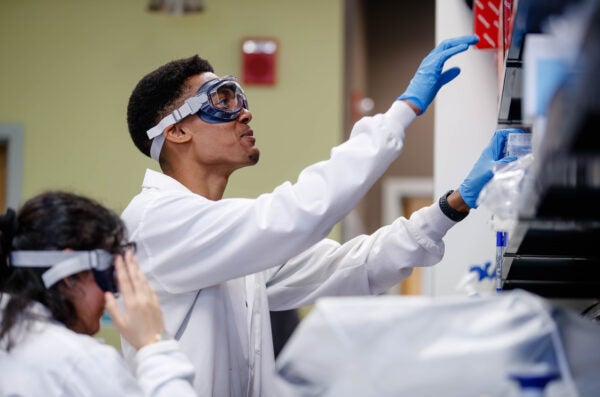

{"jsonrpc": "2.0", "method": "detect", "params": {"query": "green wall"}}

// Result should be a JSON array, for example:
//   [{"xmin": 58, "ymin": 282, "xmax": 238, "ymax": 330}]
[{"xmin": 0, "ymin": 0, "xmax": 344, "ymax": 230}]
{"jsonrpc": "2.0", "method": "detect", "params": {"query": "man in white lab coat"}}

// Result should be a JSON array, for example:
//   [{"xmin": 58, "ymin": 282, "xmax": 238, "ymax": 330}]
[{"xmin": 121, "ymin": 35, "xmax": 515, "ymax": 396}]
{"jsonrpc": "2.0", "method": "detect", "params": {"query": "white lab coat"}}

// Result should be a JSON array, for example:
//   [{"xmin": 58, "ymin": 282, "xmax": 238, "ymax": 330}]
[
  {"xmin": 120, "ymin": 101, "xmax": 458, "ymax": 396},
  {"xmin": 0, "ymin": 294, "xmax": 196, "ymax": 397}
]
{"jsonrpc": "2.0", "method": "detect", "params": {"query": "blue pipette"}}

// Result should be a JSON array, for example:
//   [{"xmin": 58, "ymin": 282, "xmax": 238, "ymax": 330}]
[{"xmin": 495, "ymin": 231, "xmax": 507, "ymax": 293}]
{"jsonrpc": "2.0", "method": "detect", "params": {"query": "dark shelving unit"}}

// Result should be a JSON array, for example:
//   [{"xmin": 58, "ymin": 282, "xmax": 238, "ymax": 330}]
[{"xmin": 499, "ymin": 0, "xmax": 600, "ymax": 298}]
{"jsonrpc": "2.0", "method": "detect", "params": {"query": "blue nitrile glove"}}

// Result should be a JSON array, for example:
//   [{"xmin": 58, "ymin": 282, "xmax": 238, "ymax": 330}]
[
  {"xmin": 459, "ymin": 128, "xmax": 526, "ymax": 208},
  {"xmin": 397, "ymin": 35, "xmax": 479, "ymax": 115}
]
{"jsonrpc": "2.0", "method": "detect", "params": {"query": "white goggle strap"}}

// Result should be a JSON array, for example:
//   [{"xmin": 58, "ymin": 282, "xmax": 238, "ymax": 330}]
[
  {"xmin": 10, "ymin": 250, "xmax": 113, "ymax": 288},
  {"xmin": 149, "ymin": 134, "xmax": 165, "ymax": 162},
  {"xmin": 146, "ymin": 96, "xmax": 206, "ymax": 162}
]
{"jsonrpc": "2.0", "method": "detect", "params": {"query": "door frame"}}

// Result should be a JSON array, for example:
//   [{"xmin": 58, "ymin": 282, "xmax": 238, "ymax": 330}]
[
  {"xmin": 382, "ymin": 177, "xmax": 434, "ymax": 296},
  {"xmin": 0, "ymin": 124, "xmax": 24, "ymax": 209}
]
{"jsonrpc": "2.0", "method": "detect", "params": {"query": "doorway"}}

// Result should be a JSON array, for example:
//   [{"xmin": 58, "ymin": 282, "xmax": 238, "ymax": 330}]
[
  {"xmin": 0, "ymin": 124, "xmax": 24, "ymax": 212},
  {"xmin": 343, "ymin": 0, "xmax": 436, "ymax": 295}
]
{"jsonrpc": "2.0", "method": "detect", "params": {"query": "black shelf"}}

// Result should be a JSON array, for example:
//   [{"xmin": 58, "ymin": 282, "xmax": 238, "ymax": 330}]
[
  {"xmin": 498, "ymin": 63, "xmax": 523, "ymax": 125},
  {"xmin": 506, "ymin": 221, "xmax": 600, "ymax": 258},
  {"xmin": 500, "ymin": 0, "xmax": 600, "ymax": 298},
  {"xmin": 497, "ymin": 0, "xmax": 586, "ymax": 126},
  {"xmin": 506, "ymin": 0, "xmax": 585, "ymax": 61}
]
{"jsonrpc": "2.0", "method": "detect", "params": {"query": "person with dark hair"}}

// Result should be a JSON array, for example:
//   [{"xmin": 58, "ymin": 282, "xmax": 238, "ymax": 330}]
[
  {"xmin": 121, "ymin": 36, "xmax": 517, "ymax": 396},
  {"xmin": 0, "ymin": 192, "xmax": 197, "ymax": 396}
]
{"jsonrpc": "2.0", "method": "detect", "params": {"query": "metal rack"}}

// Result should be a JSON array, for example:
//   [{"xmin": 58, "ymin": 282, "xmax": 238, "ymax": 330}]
[{"xmin": 499, "ymin": 0, "xmax": 600, "ymax": 298}]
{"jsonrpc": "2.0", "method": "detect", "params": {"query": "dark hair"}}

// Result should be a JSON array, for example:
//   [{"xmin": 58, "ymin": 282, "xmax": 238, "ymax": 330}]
[
  {"xmin": 0, "ymin": 191, "xmax": 125, "ymax": 351},
  {"xmin": 127, "ymin": 55, "xmax": 214, "ymax": 157}
]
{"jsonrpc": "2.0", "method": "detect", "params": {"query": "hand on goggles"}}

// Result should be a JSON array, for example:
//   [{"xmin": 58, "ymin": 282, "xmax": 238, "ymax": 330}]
[{"xmin": 104, "ymin": 250, "xmax": 168, "ymax": 350}]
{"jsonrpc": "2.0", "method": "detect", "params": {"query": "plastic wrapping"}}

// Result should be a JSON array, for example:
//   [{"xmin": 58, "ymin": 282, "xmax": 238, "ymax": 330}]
[
  {"xmin": 274, "ymin": 291, "xmax": 600, "ymax": 397},
  {"xmin": 505, "ymin": 132, "xmax": 532, "ymax": 158},
  {"xmin": 476, "ymin": 153, "xmax": 534, "ymax": 220}
]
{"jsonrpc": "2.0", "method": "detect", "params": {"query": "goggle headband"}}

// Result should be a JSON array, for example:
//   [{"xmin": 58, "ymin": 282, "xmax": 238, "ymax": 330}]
[{"xmin": 10, "ymin": 250, "xmax": 118, "ymax": 293}]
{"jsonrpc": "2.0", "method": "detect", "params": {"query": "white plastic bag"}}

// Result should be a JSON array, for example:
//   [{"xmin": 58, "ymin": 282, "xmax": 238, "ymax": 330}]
[
  {"xmin": 274, "ymin": 291, "xmax": 600, "ymax": 397},
  {"xmin": 477, "ymin": 153, "xmax": 535, "ymax": 220}
]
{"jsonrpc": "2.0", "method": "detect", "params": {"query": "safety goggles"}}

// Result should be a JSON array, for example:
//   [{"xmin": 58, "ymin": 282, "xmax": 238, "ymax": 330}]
[
  {"xmin": 146, "ymin": 75, "xmax": 249, "ymax": 162},
  {"xmin": 9, "ymin": 242, "xmax": 137, "ymax": 293}
]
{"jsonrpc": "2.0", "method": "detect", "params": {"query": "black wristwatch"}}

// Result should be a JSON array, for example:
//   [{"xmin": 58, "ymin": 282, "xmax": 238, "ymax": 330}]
[{"xmin": 439, "ymin": 190, "xmax": 469, "ymax": 222}]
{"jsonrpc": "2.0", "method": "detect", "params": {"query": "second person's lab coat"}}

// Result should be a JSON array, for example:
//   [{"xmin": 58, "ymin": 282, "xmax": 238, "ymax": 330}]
[{"xmin": 0, "ymin": 295, "xmax": 196, "ymax": 397}]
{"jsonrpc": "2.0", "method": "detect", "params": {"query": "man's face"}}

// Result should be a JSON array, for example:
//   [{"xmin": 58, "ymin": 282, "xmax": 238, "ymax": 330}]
[{"xmin": 178, "ymin": 72, "xmax": 259, "ymax": 171}]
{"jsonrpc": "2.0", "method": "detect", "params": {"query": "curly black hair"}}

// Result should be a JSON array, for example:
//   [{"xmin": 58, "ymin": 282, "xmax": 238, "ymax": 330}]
[
  {"xmin": 127, "ymin": 55, "xmax": 214, "ymax": 157},
  {"xmin": 0, "ymin": 191, "xmax": 125, "ymax": 351}
]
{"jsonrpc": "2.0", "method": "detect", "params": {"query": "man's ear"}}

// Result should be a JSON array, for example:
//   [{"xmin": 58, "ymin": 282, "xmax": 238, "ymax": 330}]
[{"xmin": 165, "ymin": 124, "xmax": 193, "ymax": 144}]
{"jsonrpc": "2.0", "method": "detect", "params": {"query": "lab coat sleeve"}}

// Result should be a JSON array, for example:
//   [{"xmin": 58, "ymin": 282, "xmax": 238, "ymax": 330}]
[
  {"xmin": 134, "ymin": 340, "xmax": 197, "ymax": 396},
  {"xmin": 58, "ymin": 340, "xmax": 196, "ymax": 397},
  {"xmin": 265, "ymin": 201, "xmax": 457, "ymax": 311},
  {"xmin": 132, "ymin": 101, "xmax": 417, "ymax": 293}
]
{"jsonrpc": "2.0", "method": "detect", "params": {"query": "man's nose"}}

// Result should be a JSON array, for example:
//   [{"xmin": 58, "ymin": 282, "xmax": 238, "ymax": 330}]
[{"xmin": 237, "ymin": 108, "xmax": 252, "ymax": 124}]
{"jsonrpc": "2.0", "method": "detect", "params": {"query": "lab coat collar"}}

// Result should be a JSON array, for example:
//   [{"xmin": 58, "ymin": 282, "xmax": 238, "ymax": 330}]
[{"xmin": 142, "ymin": 169, "xmax": 192, "ymax": 193}]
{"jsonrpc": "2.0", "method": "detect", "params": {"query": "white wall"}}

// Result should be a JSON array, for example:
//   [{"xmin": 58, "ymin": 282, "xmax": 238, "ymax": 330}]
[{"xmin": 431, "ymin": 0, "xmax": 500, "ymax": 296}]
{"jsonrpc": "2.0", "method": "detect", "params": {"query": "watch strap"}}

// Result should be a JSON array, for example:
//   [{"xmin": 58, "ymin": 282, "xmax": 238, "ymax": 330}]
[{"xmin": 439, "ymin": 190, "xmax": 469, "ymax": 222}]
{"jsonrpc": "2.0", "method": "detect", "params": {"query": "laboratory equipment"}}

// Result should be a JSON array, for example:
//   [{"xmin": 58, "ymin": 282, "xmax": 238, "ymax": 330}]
[
  {"xmin": 496, "ymin": 231, "xmax": 508, "ymax": 292},
  {"xmin": 275, "ymin": 290, "xmax": 600, "ymax": 397}
]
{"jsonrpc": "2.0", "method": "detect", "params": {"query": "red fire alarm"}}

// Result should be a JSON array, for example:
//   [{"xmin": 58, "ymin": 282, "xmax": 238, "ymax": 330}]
[{"xmin": 242, "ymin": 37, "xmax": 278, "ymax": 86}]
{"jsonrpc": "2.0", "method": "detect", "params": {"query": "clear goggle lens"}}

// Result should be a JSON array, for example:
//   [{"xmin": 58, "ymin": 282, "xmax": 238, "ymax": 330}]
[
  {"xmin": 207, "ymin": 79, "xmax": 246, "ymax": 113},
  {"xmin": 196, "ymin": 76, "xmax": 248, "ymax": 123}
]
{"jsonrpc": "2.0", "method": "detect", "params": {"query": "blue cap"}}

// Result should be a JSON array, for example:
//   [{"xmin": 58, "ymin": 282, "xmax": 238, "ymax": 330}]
[
  {"xmin": 510, "ymin": 372, "xmax": 560, "ymax": 390},
  {"xmin": 496, "ymin": 231, "xmax": 507, "ymax": 247}
]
